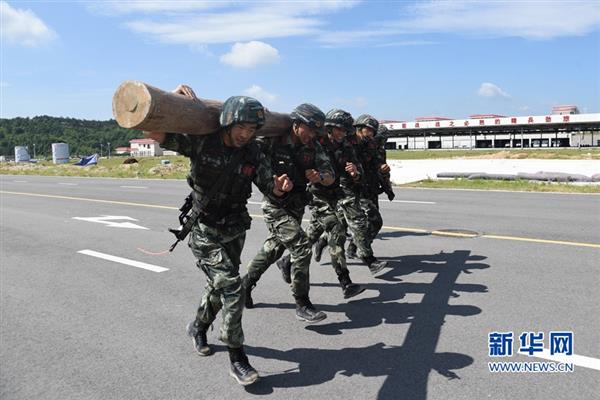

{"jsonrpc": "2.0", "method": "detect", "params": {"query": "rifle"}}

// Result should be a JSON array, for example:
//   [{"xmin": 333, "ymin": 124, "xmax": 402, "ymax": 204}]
[
  {"xmin": 168, "ymin": 193, "xmax": 199, "ymax": 251},
  {"xmin": 167, "ymin": 149, "xmax": 244, "ymax": 251},
  {"xmin": 379, "ymin": 173, "xmax": 395, "ymax": 201}
]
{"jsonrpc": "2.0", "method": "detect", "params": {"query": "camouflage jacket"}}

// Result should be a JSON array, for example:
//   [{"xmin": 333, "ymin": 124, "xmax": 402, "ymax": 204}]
[
  {"xmin": 310, "ymin": 135, "xmax": 363, "ymax": 199},
  {"xmin": 258, "ymin": 131, "xmax": 334, "ymax": 208},
  {"xmin": 356, "ymin": 136, "xmax": 386, "ymax": 197},
  {"xmin": 162, "ymin": 132, "xmax": 275, "ymax": 224}
]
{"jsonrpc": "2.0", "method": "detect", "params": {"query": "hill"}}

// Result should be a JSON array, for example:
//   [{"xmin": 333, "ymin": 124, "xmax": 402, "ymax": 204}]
[{"xmin": 0, "ymin": 116, "xmax": 141, "ymax": 157}]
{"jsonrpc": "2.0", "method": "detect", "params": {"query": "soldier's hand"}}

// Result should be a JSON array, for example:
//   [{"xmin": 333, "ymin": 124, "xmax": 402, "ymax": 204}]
[
  {"xmin": 274, "ymin": 174, "xmax": 293, "ymax": 195},
  {"xmin": 305, "ymin": 169, "xmax": 321, "ymax": 183},
  {"xmin": 144, "ymin": 131, "xmax": 166, "ymax": 144},
  {"xmin": 173, "ymin": 84, "xmax": 198, "ymax": 100},
  {"xmin": 380, "ymin": 163, "xmax": 391, "ymax": 174},
  {"xmin": 345, "ymin": 162, "xmax": 358, "ymax": 177}
]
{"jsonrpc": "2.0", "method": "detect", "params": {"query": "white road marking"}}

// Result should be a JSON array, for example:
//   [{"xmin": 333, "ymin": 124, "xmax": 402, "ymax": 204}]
[
  {"xmin": 13, "ymin": 180, "xmax": 28, "ymax": 183},
  {"xmin": 59, "ymin": 182, "xmax": 77, "ymax": 186},
  {"xmin": 73, "ymin": 215, "xmax": 149, "ymax": 230},
  {"xmin": 519, "ymin": 348, "xmax": 600, "ymax": 371},
  {"xmin": 78, "ymin": 250, "xmax": 168, "ymax": 273},
  {"xmin": 120, "ymin": 185, "xmax": 148, "ymax": 189},
  {"xmin": 390, "ymin": 200, "xmax": 436, "ymax": 204}
]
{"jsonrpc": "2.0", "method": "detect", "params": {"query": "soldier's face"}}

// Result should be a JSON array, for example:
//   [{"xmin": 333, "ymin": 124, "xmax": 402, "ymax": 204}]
[
  {"xmin": 228, "ymin": 123, "xmax": 258, "ymax": 147},
  {"xmin": 358, "ymin": 127, "xmax": 375, "ymax": 139},
  {"xmin": 330, "ymin": 126, "xmax": 346, "ymax": 143},
  {"xmin": 294, "ymin": 122, "xmax": 316, "ymax": 145}
]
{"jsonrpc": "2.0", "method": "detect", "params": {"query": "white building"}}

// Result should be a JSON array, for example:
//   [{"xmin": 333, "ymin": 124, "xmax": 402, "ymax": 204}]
[
  {"xmin": 382, "ymin": 106, "xmax": 600, "ymax": 150},
  {"xmin": 129, "ymin": 139, "xmax": 163, "ymax": 157}
]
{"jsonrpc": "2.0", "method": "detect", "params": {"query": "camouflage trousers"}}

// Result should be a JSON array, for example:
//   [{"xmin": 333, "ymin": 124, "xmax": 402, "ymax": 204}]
[
  {"xmin": 246, "ymin": 200, "xmax": 311, "ymax": 302},
  {"xmin": 362, "ymin": 194, "xmax": 383, "ymax": 243},
  {"xmin": 306, "ymin": 196, "xmax": 350, "ymax": 281},
  {"xmin": 188, "ymin": 222, "xmax": 246, "ymax": 348},
  {"xmin": 335, "ymin": 194, "xmax": 376, "ymax": 259}
]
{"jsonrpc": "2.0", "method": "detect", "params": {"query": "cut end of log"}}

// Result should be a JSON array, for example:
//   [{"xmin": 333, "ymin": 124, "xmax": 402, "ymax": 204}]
[{"xmin": 112, "ymin": 81, "xmax": 153, "ymax": 129}]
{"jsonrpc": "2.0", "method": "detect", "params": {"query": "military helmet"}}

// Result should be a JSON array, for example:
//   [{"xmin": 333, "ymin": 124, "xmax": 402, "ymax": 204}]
[
  {"xmin": 219, "ymin": 96, "xmax": 265, "ymax": 129},
  {"xmin": 290, "ymin": 103, "xmax": 325, "ymax": 133},
  {"xmin": 377, "ymin": 124, "xmax": 389, "ymax": 136},
  {"xmin": 353, "ymin": 114, "xmax": 379, "ymax": 132},
  {"xmin": 325, "ymin": 109, "xmax": 354, "ymax": 133}
]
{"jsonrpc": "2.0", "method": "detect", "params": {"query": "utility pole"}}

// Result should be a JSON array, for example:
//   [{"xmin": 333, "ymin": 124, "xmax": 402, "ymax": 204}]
[
  {"xmin": 107, "ymin": 142, "xmax": 111, "ymax": 158},
  {"xmin": 33, "ymin": 143, "xmax": 36, "ymax": 159},
  {"xmin": 100, "ymin": 143, "xmax": 103, "ymax": 158}
]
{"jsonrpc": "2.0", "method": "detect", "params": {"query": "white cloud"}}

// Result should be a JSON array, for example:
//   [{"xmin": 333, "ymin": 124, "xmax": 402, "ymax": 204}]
[
  {"xmin": 318, "ymin": 0, "xmax": 600, "ymax": 45},
  {"xmin": 1, "ymin": 1, "xmax": 57, "ymax": 46},
  {"xmin": 220, "ymin": 41, "xmax": 280, "ymax": 68},
  {"xmin": 126, "ymin": 12, "xmax": 319, "ymax": 44},
  {"xmin": 243, "ymin": 85, "xmax": 277, "ymax": 104},
  {"xmin": 397, "ymin": 0, "xmax": 600, "ymax": 40},
  {"xmin": 87, "ymin": 1, "xmax": 231, "ymax": 15},
  {"xmin": 114, "ymin": 1, "xmax": 362, "ymax": 45},
  {"xmin": 478, "ymin": 83, "xmax": 510, "ymax": 98}
]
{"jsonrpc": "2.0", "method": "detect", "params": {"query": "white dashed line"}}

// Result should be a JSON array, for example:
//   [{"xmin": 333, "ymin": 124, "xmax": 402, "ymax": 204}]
[
  {"xmin": 120, "ymin": 185, "xmax": 148, "ymax": 189},
  {"xmin": 58, "ymin": 182, "xmax": 77, "ymax": 186},
  {"xmin": 13, "ymin": 180, "xmax": 28, "ymax": 183},
  {"xmin": 390, "ymin": 200, "xmax": 436, "ymax": 204},
  {"xmin": 519, "ymin": 348, "xmax": 600, "ymax": 371},
  {"xmin": 77, "ymin": 250, "xmax": 169, "ymax": 273}
]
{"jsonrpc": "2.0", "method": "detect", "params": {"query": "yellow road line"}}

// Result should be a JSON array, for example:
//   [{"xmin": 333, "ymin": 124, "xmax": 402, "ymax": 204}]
[
  {"xmin": 431, "ymin": 230, "xmax": 479, "ymax": 238},
  {"xmin": 480, "ymin": 234, "xmax": 600, "ymax": 249},
  {"xmin": 3, "ymin": 190, "xmax": 599, "ymax": 249},
  {"xmin": 0, "ymin": 190, "xmax": 178, "ymax": 210}
]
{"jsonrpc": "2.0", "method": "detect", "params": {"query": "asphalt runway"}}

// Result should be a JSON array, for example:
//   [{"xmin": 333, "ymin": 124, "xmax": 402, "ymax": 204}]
[{"xmin": 1, "ymin": 175, "xmax": 599, "ymax": 400}]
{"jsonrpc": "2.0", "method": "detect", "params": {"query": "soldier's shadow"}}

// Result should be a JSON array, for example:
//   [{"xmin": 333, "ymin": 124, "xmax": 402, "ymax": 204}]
[{"xmin": 245, "ymin": 250, "xmax": 489, "ymax": 399}]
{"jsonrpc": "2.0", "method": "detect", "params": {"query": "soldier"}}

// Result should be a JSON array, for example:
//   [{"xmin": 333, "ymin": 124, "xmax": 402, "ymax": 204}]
[
  {"xmin": 145, "ymin": 86, "xmax": 291, "ymax": 386},
  {"xmin": 346, "ymin": 114, "xmax": 392, "ymax": 259},
  {"xmin": 244, "ymin": 104, "xmax": 335, "ymax": 323},
  {"xmin": 275, "ymin": 109, "xmax": 366, "ymax": 299},
  {"xmin": 375, "ymin": 125, "xmax": 395, "ymax": 201}
]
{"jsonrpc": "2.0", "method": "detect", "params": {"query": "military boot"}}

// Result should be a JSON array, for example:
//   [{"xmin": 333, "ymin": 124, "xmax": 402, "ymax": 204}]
[
  {"xmin": 346, "ymin": 239, "xmax": 357, "ymax": 259},
  {"xmin": 313, "ymin": 237, "xmax": 328, "ymax": 262},
  {"xmin": 242, "ymin": 275, "xmax": 256, "ymax": 309},
  {"xmin": 295, "ymin": 298, "xmax": 327, "ymax": 323},
  {"xmin": 338, "ymin": 274, "xmax": 365, "ymax": 299},
  {"xmin": 186, "ymin": 320, "xmax": 212, "ymax": 356},
  {"xmin": 228, "ymin": 346, "xmax": 259, "ymax": 386},
  {"xmin": 276, "ymin": 255, "xmax": 292, "ymax": 284},
  {"xmin": 362, "ymin": 256, "xmax": 387, "ymax": 277}
]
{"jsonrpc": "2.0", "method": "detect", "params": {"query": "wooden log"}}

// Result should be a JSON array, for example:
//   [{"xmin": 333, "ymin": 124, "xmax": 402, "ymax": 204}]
[{"xmin": 112, "ymin": 80, "xmax": 291, "ymax": 137}]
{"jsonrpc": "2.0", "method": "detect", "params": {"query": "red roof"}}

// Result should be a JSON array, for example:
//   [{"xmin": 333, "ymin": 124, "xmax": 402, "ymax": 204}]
[
  {"xmin": 130, "ymin": 139, "xmax": 158, "ymax": 144},
  {"xmin": 415, "ymin": 116, "xmax": 452, "ymax": 122},
  {"xmin": 469, "ymin": 114, "xmax": 507, "ymax": 119},
  {"xmin": 552, "ymin": 105, "xmax": 578, "ymax": 110}
]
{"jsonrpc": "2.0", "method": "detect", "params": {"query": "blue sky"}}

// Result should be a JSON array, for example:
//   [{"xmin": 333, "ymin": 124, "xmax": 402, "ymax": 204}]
[{"xmin": 2, "ymin": 0, "xmax": 599, "ymax": 122}]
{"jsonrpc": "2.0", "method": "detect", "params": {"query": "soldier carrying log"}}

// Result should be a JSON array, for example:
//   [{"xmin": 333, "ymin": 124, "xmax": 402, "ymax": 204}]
[{"xmin": 143, "ymin": 84, "xmax": 293, "ymax": 386}]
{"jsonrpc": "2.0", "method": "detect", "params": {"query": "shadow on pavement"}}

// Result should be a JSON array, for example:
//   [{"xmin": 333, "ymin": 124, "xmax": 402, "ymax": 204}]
[{"xmin": 244, "ymin": 250, "xmax": 489, "ymax": 399}]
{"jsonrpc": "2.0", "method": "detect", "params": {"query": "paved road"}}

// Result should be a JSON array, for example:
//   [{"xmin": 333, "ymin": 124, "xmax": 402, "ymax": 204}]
[{"xmin": 1, "ymin": 175, "xmax": 599, "ymax": 400}]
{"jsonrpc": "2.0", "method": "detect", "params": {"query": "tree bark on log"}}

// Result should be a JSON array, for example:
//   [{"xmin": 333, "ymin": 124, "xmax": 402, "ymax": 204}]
[{"xmin": 112, "ymin": 80, "xmax": 291, "ymax": 137}]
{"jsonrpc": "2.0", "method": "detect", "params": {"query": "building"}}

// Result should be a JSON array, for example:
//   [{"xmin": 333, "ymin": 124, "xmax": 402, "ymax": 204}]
[
  {"xmin": 129, "ymin": 139, "xmax": 163, "ymax": 157},
  {"xmin": 114, "ymin": 146, "xmax": 131, "ymax": 155},
  {"xmin": 382, "ymin": 106, "xmax": 600, "ymax": 150}
]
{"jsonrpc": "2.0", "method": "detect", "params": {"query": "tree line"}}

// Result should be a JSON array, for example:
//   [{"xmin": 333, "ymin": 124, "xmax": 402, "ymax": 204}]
[{"xmin": 0, "ymin": 116, "xmax": 141, "ymax": 158}]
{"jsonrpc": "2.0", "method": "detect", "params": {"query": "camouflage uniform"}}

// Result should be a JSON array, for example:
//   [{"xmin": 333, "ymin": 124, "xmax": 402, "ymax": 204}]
[
  {"xmin": 354, "ymin": 115, "xmax": 388, "ymax": 243},
  {"xmin": 304, "ymin": 112, "xmax": 364, "ymax": 296},
  {"xmin": 245, "ymin": 104, "xmax": 334, "ymax": 320},
  {"xmin": 162, "ymin": 130, "xmax": 275, "ymax": 348}
]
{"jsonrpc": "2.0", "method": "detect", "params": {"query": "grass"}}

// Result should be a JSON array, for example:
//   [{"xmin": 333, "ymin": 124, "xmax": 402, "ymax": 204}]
[
  {"xmin": 0, "ymin": 156, "xmax": 190, "ymax": 179},
  {"xmin": 2, "ymin": 152, "xmax": 598, "ymax": 194},
  {"xmin": 403, "ymin": 178, "xmax": 600, "ymax": 194},
  {"xmin": 386, "ymin": 148, "xmax": 600, "ymax": 160}
]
